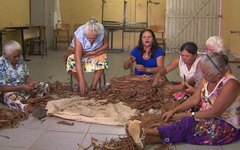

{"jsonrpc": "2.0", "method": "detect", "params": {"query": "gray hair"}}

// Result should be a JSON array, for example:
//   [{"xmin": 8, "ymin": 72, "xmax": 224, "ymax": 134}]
[
  {"xmin": 200, "ymin": 52, "xmax": 229, "ymax": 74},
  {"xmin": 2, "ymin": 40, "xmax": 22, "ymax": 56},
  {"xmin": 206, "ymin": 36, "xmax": 225, "ymax": 53},
  {"xmin": 83, "ymin": 18, "xmax": 101, "ymax": 34}
]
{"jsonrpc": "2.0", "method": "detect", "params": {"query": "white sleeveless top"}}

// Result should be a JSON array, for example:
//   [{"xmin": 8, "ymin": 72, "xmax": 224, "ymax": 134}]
[{"xmin": 179, "ymin": 56, "xmax": 201, "ymax": 81}]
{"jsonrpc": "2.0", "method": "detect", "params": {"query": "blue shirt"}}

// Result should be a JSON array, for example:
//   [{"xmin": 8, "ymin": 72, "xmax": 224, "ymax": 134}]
[
  {"xmin": 131, "ymin": 47, "xmax": 165, "ymax": 75},
  {"xmin": 0, "ymin": 56, "xmax": 29, "ymax": 87}
]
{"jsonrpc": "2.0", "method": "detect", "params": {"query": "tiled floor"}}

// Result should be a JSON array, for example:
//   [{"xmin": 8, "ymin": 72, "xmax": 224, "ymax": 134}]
[{"xmin": 1, "ymin": 47, "xmax": 240, "ymax": 150}]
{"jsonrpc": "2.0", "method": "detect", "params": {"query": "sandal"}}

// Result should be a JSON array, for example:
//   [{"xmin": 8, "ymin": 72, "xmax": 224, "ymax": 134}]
[{"xmin": 125, "ymin": 120, "xmax": 145, "ymax": 150}]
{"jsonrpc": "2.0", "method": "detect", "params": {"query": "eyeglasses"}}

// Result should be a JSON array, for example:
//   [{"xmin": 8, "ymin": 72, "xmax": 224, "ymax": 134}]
[{"xmin": 206, "ymin": 54, "xmax": 221, "ymax": 72}]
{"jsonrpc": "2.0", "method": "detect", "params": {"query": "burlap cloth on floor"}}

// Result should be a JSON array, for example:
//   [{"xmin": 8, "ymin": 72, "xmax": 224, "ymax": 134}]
[{"xmin": 46, "ymin": 96, "xmax": 137, "ymax": 125}]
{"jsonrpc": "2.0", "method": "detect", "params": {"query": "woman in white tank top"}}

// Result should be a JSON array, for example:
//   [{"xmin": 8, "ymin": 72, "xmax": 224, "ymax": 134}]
[{"xmin": 153, "ymin": 42, "xmax": 203, "ymax": 94}]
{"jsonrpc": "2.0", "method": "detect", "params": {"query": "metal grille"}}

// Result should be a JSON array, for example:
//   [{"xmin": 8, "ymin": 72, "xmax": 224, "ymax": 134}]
[{"xmin": 166, "ymin": 0, "xmax": 221, "ymax": 52}]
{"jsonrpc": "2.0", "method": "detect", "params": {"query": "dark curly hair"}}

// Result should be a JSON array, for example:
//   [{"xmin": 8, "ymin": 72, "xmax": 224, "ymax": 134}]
[{"xmin": 138, "ymin": 29, "xmax": 159, "ymax": 58}]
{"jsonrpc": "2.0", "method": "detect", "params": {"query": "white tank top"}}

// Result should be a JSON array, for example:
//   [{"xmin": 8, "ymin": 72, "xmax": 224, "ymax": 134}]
[{"xmin": 179, "ymin": 56, "xmax": 201, "ymax": 81}]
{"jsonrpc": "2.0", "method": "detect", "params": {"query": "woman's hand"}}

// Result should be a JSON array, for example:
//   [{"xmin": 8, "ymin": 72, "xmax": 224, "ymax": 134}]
[
  {"xmin": 78, "ymin": 79, "xmax": 88, "ymax": 95},
  {"xmin": 162, "ymin": 110, "xmax": 176, "ymax": 122},
  {"xmin": 124, "ymin": 59, "xmax": 133, "ymax": 70},
  {"xmin": 28, "ymin": 81, "xmax": 39, "ymax": 88},
  {"xmin": 136, "ymin": 64, "xmax": 145, "ymax": 72},
  {"xmin": 22, "ymin": 84, "xmax": 36, "ymax": 91},
  {"xmin": 168, "ymin": 112, "xmax": 190, "ymax": 122},
  {"xmin": 185, "ymin": 82, "xmax": 196, "ymax": 94}
]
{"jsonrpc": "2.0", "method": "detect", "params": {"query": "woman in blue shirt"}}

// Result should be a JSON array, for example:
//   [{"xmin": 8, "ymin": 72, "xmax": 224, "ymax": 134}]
[{"xmin": 124, "ymin": 29, "xmax": 165, "ymax": 75}]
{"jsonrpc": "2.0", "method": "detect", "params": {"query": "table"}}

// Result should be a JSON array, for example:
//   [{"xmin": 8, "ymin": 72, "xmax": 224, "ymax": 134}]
[
  {"xmin": 104, "ymin": 25, "xmax": 147, "ymax": 52},
  {"xmin": 104, "ymin": 25, "xmax": 124, "ymax": 52},
  {"xmin": 122, "ymin": 25, "xmax": 147, "ymax": 51},
  {"xmin": 5, "ymin": 25, "xmax": 40, "ymax": 61}
]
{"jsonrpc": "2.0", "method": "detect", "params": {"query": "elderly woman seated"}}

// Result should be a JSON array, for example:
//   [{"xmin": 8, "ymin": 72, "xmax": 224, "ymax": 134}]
[
  {"xmin": 126, "ymin": 52, "xmax": 240, "ymax": 149},
  {"xmin": 0, "ymin": 40, "xmax": 48, "ymax": 112},
  {"xmin": 65, "ymin": 18, "xmax": 108, "ymax": 95},
  {"xmin": 205, "ymin": 36, "xmax": 232, "ymax": 73}
]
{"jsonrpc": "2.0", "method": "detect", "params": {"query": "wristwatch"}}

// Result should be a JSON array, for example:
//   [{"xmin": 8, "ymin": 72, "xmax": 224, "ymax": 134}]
[{"xmin": 191, "ymin": 112, "xmax": 195, "ymax": 118}]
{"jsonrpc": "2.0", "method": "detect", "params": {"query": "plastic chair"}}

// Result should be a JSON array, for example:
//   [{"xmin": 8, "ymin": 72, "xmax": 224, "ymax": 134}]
[
  {"xmin": 25, "ymin": 26, "xmax": 47, "ymax": 57},
  {"xmin": 150, "ymin": 25, "xmax": 166, "ymax": 50},
  {"xmin": 54, "ymin": 24, "xmax": 71, "ymax": 50}
]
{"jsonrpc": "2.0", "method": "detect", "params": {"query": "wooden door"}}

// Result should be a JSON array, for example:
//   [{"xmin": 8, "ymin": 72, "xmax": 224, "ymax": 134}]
[{"xmin": 166, "ymin": 0, "xmax": 222, "ymax": 52}]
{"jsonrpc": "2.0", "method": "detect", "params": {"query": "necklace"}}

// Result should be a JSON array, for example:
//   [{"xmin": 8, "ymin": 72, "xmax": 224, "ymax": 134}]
[{"xmin": 143, "ymin": 53, "xmax": 151, "ymax": 59}]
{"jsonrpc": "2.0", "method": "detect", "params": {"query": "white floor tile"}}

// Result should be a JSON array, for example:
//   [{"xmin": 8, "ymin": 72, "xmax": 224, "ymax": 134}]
[
  {"xmin": 0, "ymin": 145, "xmax": 28, "ymax": 150},
  {"xmin": 88, "ymin": 124, "xmax": 125, "ymax": 135},
  {"xmin": 18, "ymin": 115, "xmax": 54, "ymax": 130},
  {"xmin": 47, "ymin": 119, "xmax": 90, "ymax": 133},
  {"xmin": 0, "ymin": 128, "xmax": 43, "ymax": 149},
  {"xmin": 30, "ymin": 131, "xmax": 84, "ymax": 150}
]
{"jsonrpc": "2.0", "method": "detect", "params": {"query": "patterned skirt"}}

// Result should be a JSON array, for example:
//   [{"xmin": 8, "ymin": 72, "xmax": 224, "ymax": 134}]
[
  {"xmin": 66, "ymin": 53, "xmax": 108, "ymax": 73},
  {"xmin": 157, "ymin": 117, "xmax": 240, "ymax": 145},
  {"xmin": 3, "ymin": 82, "xmax": 49, "ymax": 112}
]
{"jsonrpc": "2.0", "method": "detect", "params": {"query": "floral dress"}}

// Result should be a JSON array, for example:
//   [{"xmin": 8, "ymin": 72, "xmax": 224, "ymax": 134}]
[
  {"xmin": 157, "ymin": 72, "xmax": 240, "ymax": 145},
  {"xmin": 0, "ymin": 56, "xmax": 48, "ymax": 111}
]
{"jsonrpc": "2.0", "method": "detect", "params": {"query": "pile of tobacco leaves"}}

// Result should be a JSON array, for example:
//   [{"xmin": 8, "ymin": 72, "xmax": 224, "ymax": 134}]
[{"xmin": 0, "ymin": 108, "xmax": 28, "ymax": 129}]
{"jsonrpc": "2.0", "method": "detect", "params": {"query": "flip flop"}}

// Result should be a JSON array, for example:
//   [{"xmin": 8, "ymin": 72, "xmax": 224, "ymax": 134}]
[{"xmin": 125, "ymin": 120, "xmax": 145, "ymax": 150}]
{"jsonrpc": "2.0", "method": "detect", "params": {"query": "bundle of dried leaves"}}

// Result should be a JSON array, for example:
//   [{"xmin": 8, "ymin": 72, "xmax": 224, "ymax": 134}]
[
  {"xmin": 0, "ymin": 108, "xmax": 28, "ymax": 129},
  {"xmin": 42, "ymin": 77, "xmax": 184, "ymax": 149},
  {"xmin": 81, "ymin": 136, "xmax": 170, "ymax": 150},
  {"xmin": 87, "ymin": 75, "xmax": 184, "ymax": 113},
  {"xmin": 80, "ymin": 136, "xmax": 136, "ymax": 150},
  {"xmin": 48, "ymin": 81, "xmax": 78, "ymax": 98},
  {"xmin": 81, "ymin": 75, "xmax": 186, "ymax": 149},
  {"xmin": 81, "ymin": 112, "xmax": 175, "ymax": 150}
]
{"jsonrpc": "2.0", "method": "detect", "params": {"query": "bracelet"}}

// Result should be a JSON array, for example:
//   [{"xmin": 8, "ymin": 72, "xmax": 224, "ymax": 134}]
[{"xmin": 191, "ymin": 112, "xmax": 195, "ymax": 118}]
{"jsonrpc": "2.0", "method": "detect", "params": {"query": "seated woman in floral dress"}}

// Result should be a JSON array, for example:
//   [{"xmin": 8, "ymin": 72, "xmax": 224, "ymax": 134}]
[
  {"xmin": 126, "ymin": 52, "xmax": 240, "ymax": 149},
  {"xmin": 0, "ymin": 40, "xmax": 48, "ymax": 112}
]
